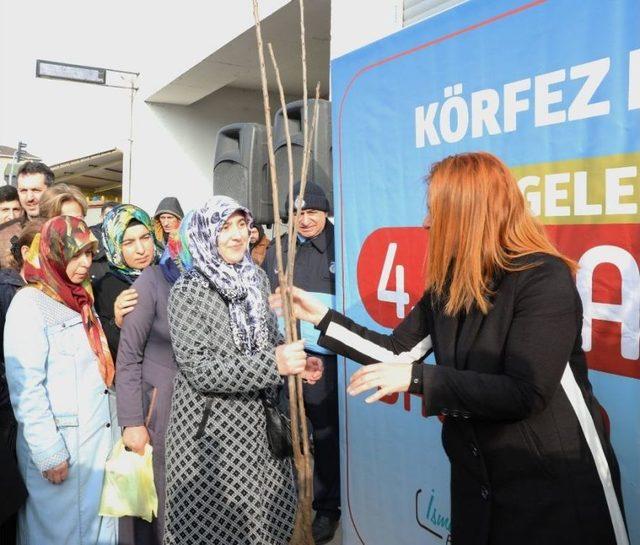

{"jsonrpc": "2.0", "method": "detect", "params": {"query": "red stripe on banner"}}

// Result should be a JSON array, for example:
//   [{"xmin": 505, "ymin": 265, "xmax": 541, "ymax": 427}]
[
  {"xmin": 356, "ymin": 224, "xmax": 640, "ymax": 380},
  {"xmin": 547, "ymin": 224, "xmax": 640, "ymax": 380}
]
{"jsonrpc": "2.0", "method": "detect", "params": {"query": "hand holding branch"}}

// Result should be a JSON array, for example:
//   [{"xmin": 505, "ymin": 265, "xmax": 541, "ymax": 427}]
[
  {"xmin": 269, "ymin": 286, "xmax": 328, "ymax": 326},
  {"xmin": 276, "ymin": 341, "xmax": 324, "ymax": 383}
]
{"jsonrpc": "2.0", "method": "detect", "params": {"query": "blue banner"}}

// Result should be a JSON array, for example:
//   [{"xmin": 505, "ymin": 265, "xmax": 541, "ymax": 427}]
[{"xmin": 331, "ymin": 1, "xmax": 640, "ymax": 543}]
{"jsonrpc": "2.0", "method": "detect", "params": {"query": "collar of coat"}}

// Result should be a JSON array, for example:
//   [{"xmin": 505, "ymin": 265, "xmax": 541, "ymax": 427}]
[
  {"xmin": 430, "ymin": 269, "xmax": 506, "ymax": 370},
  {"xmin": 281, "ymin": 221, "xmax": 334, "ymax": 255}
]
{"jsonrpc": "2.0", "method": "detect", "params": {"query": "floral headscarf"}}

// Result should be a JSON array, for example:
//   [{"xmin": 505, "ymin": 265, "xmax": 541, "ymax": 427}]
[
  {"xmin": 159, "ymin": 210, "xmax": 194, "ymax": 285},
  {"xmin": 23, "ymin": 216, "xmax": 115, "ymax": 387},
  {"xmin": 101, "ymin": 204, "xmax": 162, "ymax": 283},
  {"xmin": 188, "ymin": 196, "xmax": 269, "ymax": 355}
]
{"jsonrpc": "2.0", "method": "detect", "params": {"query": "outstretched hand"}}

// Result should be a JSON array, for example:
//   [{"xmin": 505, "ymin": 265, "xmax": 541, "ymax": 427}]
[
  {"xmin": 269, "ymin": 286, "xmax": 328, "ymax": 326},
  {"xmin": 347, "ymin": 363, "xmax": 413, "ymax": 403}
]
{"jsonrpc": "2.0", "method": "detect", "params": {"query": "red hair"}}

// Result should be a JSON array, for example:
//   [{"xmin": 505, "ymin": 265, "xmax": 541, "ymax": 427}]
[{"xmin": 426, "ymin": 152, "xmax": 576, "ymax": 315}]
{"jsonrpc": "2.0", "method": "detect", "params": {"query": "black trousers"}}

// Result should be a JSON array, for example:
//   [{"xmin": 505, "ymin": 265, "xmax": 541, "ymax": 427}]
[
  {"xmin": 0, "ymin": 405, "xmax": 26, "ymax": 543},
  {"xmin": 303, "ymin": 353, "xmax": 340, "ymax": 519}
]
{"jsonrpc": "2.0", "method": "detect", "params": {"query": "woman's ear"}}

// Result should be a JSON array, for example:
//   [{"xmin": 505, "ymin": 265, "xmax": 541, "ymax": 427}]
[{"xmin": 20, "ymin": 245, "xmax": 30, "ymax": 263}]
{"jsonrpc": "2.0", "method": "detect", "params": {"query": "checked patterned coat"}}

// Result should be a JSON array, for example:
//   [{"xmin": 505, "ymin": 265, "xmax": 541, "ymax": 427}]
[{"xmin": 163, "ymin": 269, "xmax": 296, "ymax": 545}]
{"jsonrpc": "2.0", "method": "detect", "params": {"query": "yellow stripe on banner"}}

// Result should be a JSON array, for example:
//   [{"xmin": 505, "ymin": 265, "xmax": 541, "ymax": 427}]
[{"xmin": 511, "ymin": 152, "xmax": 640, "ymax": 225}]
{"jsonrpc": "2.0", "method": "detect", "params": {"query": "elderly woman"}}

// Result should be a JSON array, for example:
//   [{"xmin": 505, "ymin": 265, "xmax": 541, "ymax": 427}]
[
  {"xmin": 163, "ymin": 196, "xmax": 322, "ymax": 545},
  {"xmin": 94, "ymin": 204, "xmax": 162, "ymax": 358},
  {"xmin": 116, "ymin": 211, "xmax": 193, "ymax": 545},
  {"xmin": 4, "ymin": 216, "xmax": 118, "ymax": 545}
]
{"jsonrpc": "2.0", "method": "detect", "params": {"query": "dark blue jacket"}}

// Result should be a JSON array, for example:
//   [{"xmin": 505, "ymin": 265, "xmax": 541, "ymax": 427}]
[
  {"xmin": 262, "ymin": 222, "xmax": 336, "ymax": 354},
  {"xmin": 0, "ymin": 269, "xmax": 24, "ymax": 409}
]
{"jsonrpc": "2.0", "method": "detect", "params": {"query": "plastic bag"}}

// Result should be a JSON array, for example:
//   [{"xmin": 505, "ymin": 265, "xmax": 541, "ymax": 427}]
[{"xmin": 99, "ymin": 439, "xmax": 158, "ymax": 522}]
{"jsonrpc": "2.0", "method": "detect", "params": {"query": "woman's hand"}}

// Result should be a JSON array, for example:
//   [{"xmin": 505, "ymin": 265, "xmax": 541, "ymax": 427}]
[
  {"xmin": 276, "ymin": 340, "xmax": 307, "ymax": 376},
  {"xmin": 122, "ymin": 425, "xmax": 150, "ymax": 455},
  {"xmin": 43, "ymin": 460, "xmax": 69, "ymax": 484},
  {"xmin": 114, "ymin": 288, "xmax": 138, "ymax": 327},
  {"xmin": 269, "ymin": 286, "xmax": 328, "ymax": 326},
  {"xmin": 302, "ymin": 356, "xmax": 324, "ymax": 385},
  {"xmin": 347, "ymin": 363, "xmax": 413, "ymax": 403}
]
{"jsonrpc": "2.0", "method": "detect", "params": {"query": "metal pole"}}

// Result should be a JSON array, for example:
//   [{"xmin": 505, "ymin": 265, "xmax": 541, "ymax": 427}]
[
  {"xmin": 8, "ymin": 150, "xmax": 17, "ymax": 187},
  {"xmin": 127, "ymin": 79, "xmax": 136, "ymax": 203}
]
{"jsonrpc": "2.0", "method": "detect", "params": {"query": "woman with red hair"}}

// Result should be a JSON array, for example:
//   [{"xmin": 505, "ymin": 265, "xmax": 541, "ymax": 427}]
[{"xmin": 272, "ymin": 152, "xmax": 628, "ymax": 545}]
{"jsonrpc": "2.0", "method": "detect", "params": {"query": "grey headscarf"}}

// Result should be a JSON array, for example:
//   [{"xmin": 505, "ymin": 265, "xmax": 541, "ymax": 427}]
[{"xmin": 187, "ymin": 196, "xmax": 270, "ymax": 355}]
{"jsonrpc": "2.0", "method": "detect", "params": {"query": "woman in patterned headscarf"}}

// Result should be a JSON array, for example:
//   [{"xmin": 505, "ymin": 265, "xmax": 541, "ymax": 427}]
[
  {"xmin": 94, "ymin": 204, "xmax": 162, "ymax": 359},
  {"xmin": 4, "ymin": 216, "xmax": 119, "ymax": 545},
  {"xmin": 115, "ymin": 211, "xmax": 194, "ymax": 545},
  {"xmin": 163, "ymin": 196, "xmax": 322, "ymax": 545}
]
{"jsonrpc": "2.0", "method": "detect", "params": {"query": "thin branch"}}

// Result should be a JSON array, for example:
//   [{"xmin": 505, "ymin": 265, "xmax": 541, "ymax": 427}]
[
  {"xmin": 267, "ymin": 43, "xmax": 296, "ymax": 258},
  {"xmin": 253, "ymin": 3, "xmax": 316, "ymax": 542},
  {"xmin": 299, "ymin": 0, "xmax": 309, "ymax": 153},
  {"xmin": 251, "ymin": 0, "xmax": 293, "ymax": 341},
  {"xmin": 253, "ymin": 2, "xmax": 303, "ymax": 464}
]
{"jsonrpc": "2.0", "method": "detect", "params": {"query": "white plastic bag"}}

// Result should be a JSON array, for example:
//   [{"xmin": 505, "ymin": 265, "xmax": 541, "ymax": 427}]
[{"xmin": 99, "ymin": 439, "xmax": 158, "ymax": 522}]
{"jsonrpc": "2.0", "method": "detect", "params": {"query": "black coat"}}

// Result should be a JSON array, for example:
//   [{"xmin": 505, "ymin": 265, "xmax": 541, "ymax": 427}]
[
  {"xmin": 94, "ymin": 272, "xmax": 131, "ymax": 360},
  {"xmin": 0, "ymin": 269, "xmax": 26, "ymax": 525},
  {"xmin": 316, "ymin": 254, "xmax": 627, "ymax": 545},
  {"xmin": 0, "ymin": 411, "xmax": 27, "ymax": 524}
]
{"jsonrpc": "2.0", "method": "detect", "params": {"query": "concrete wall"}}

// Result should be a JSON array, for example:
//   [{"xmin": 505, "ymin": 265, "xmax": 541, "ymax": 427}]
[
  {"xmin": 2, "ymin": 0, "xmax": 395, "ymax": 216},
  {"xmin": 330, "ymin": 0, "xmax": 403, "ymax": 61},
  {"xmin": 128, "ymin": 86, "xmax": 288, "ymax": 215},
  {"xmin": 134, "ymin": 0, "xmax": 288, "ymax": 100}
]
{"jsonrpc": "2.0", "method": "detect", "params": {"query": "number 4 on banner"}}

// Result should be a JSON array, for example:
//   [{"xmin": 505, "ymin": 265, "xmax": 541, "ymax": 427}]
[{"xmin": 377, "ymin": 243, "xmax": 410, "ymax": 318}]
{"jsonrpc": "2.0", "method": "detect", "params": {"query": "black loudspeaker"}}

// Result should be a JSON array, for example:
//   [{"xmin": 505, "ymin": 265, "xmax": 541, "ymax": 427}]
[
  {"xmin": 213, "ymin": 123, "xmax": 272, "ymax": 224},
  {"xmin": 273, "ymin": 99, "xmax": 332, "ymax": 220}
]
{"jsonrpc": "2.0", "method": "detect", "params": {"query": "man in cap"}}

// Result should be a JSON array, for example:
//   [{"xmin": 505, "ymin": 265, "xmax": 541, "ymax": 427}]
[
  {"xmin": 262, "ymin": 181, "xmax": 340, "ymax": 544},
  {"xmin": 153, "ymin": 197, "xmax": 184, "ymax": 243}
]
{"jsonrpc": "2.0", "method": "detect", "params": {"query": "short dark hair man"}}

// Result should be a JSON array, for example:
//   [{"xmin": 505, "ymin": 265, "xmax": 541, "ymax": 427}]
[
  {"xmin": 0, "ymin": 162, "xmax": 54, "ymax": 268},
  {"xmin": 0, "ymin": 186, "xmax": 22, "ymax": 224},
  {"xmin": 262, "ymin": 181, "xmax": 340, "ymax": 544},
  {"xmin": 16, "ymin": 161, "xmax": 54, "ymax": 219}
]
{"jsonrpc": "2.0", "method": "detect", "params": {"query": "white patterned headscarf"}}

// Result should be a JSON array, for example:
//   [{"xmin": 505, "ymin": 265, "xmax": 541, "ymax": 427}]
[{"xmin": 187, "ymin": 196, "xmax": 270, "ymax": 355}]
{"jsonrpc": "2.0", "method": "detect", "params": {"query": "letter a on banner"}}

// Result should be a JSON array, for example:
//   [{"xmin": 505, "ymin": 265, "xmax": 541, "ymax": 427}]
[{"xmin": 577, "ymin": 246, "xmax": 640, "ymax": 360}]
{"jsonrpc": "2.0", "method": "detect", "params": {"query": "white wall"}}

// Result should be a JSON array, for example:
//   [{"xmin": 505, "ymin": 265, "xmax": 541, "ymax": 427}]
[
  {"xmin": 131, "ymin": 0, "xmax": 288, "ymax": 100},
  {"xmin": 330, "ymin": 0, "xmax": 403, "ymax": 60},
  {"xmin": 128, "ymin": 86, "xmax": 289, "ymax": 215}
]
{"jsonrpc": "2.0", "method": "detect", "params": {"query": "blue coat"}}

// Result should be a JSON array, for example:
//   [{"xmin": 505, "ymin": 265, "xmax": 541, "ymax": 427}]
[{"xmin": 4, "ymin": 287, "xmax": 119, "ymax": 545}]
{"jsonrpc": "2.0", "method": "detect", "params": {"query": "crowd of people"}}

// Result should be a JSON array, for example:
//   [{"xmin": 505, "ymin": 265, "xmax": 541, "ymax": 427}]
[
  {"xmin": 0, "ymin": 152, "xmax": 630, "ymax": 545},
  {"xmin": 0, "ymin": 161, "xmax": 340, "ymax": 545}
]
